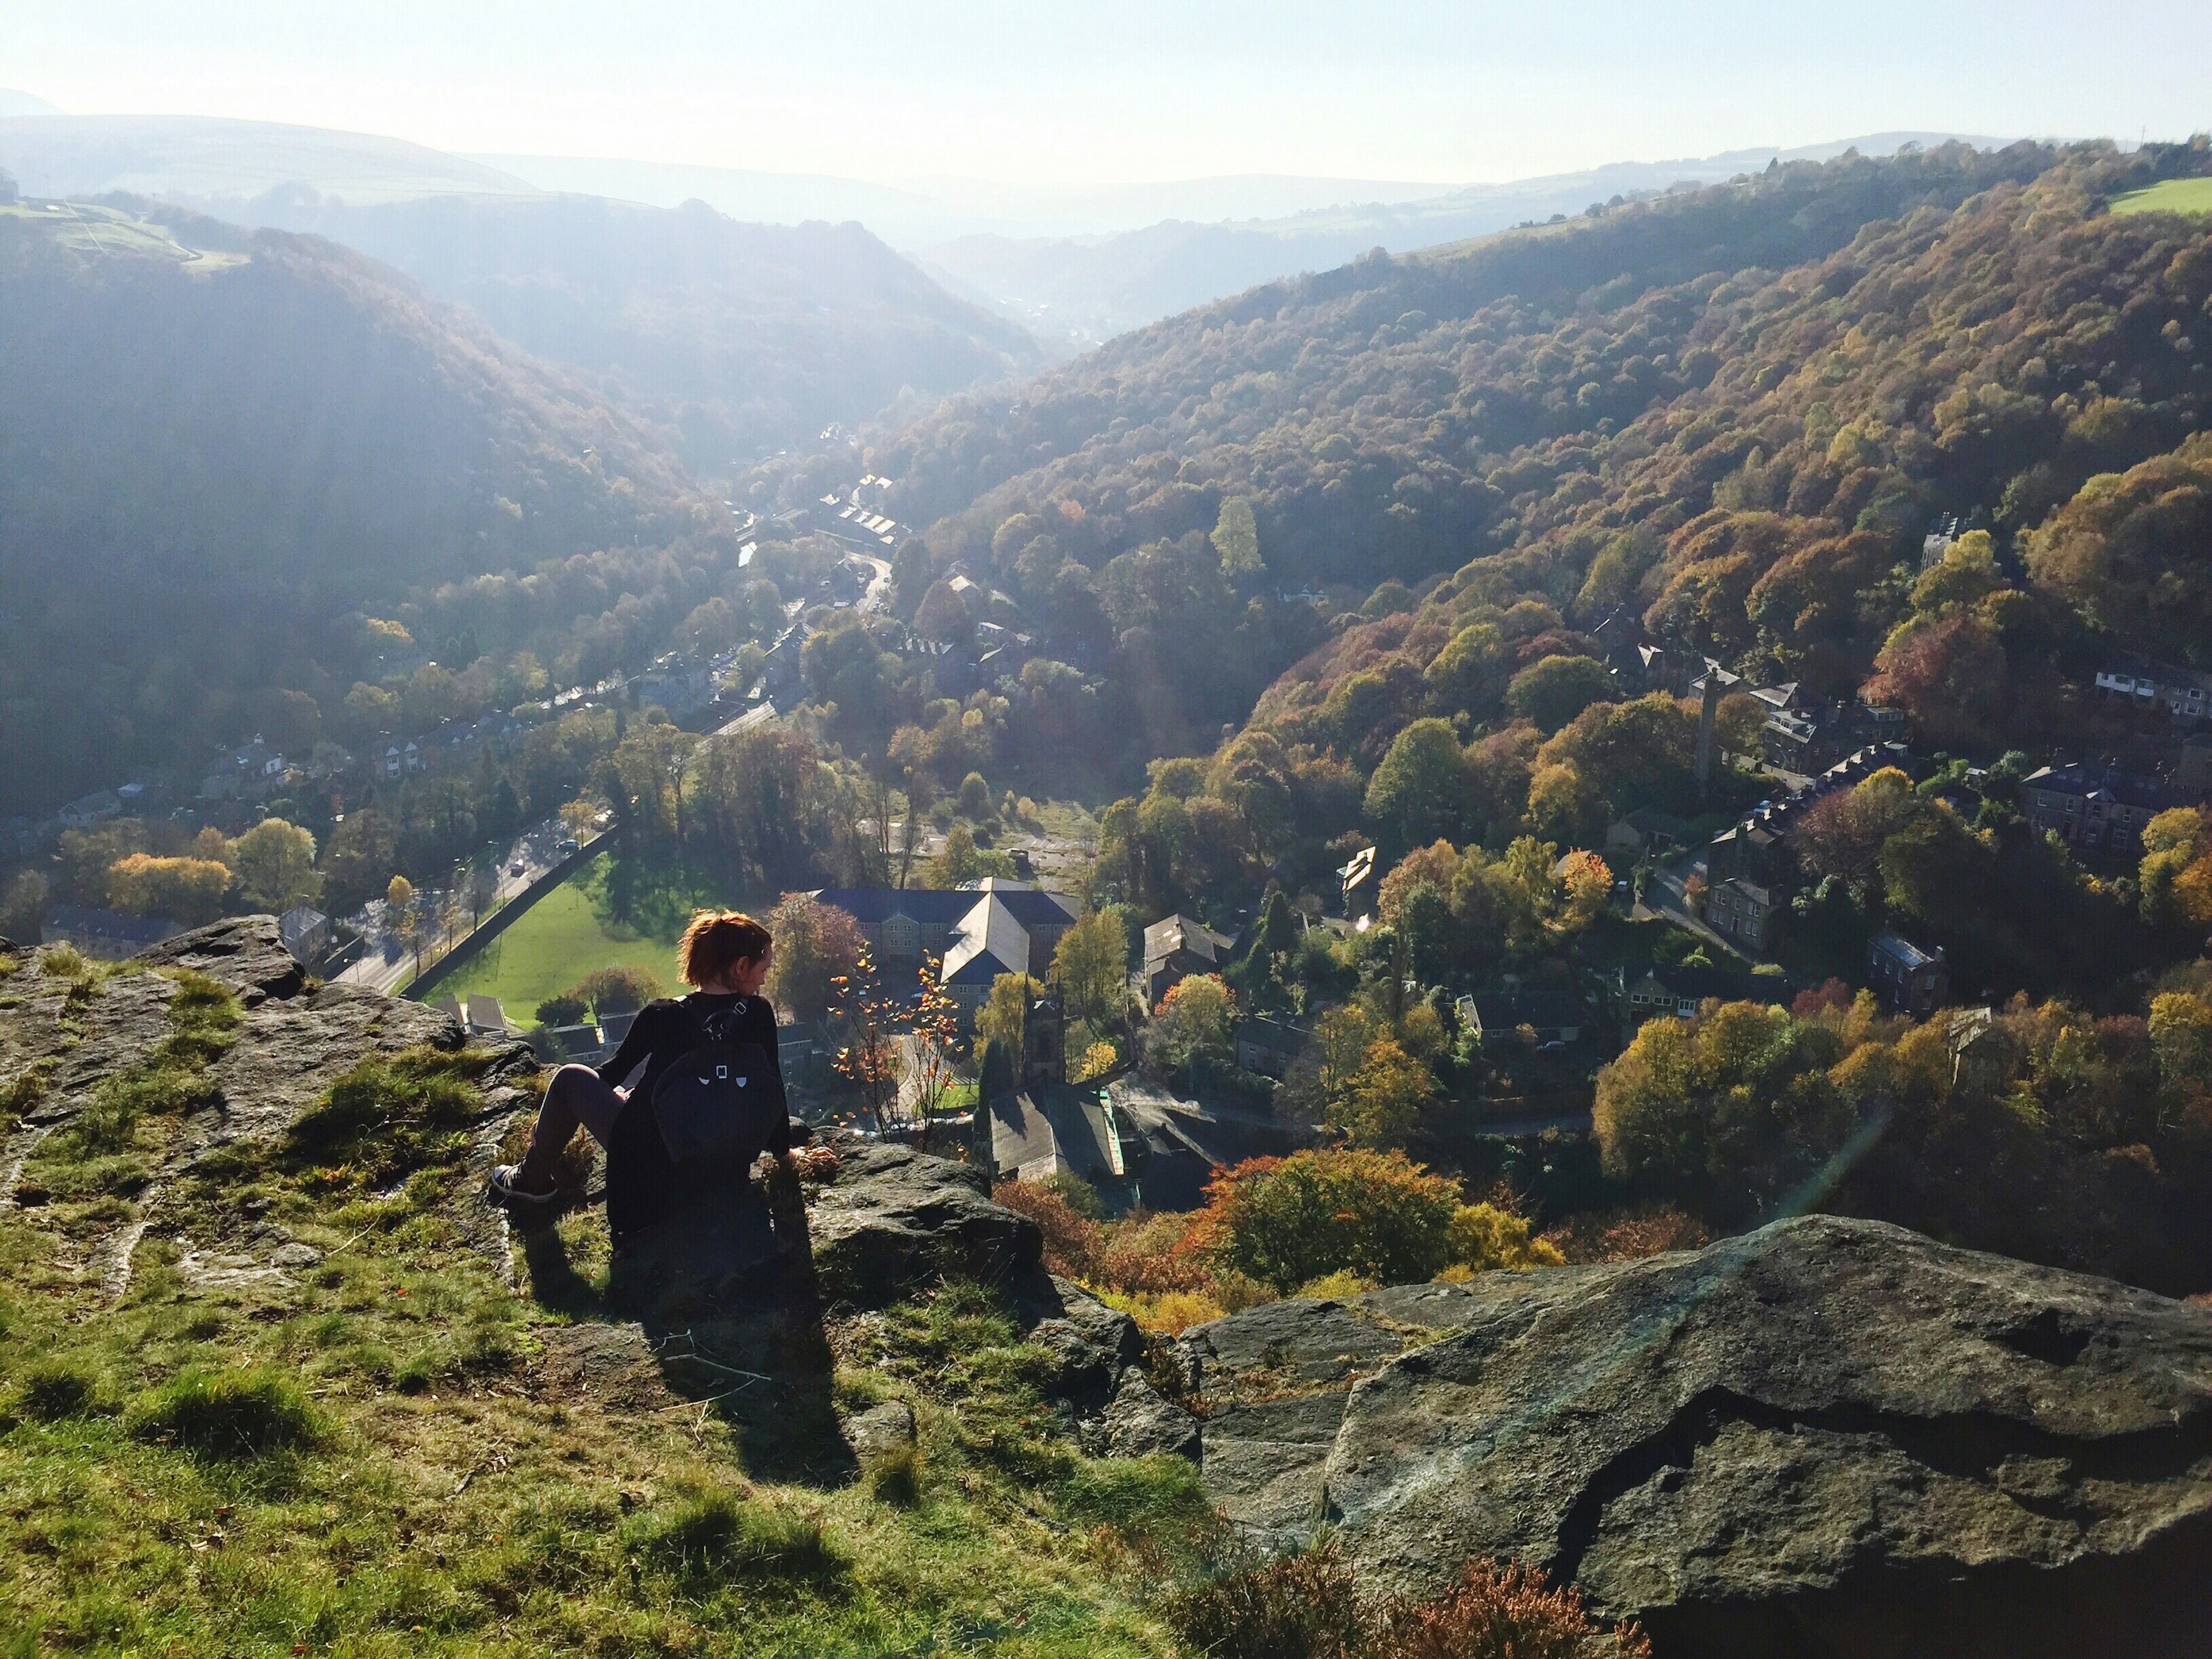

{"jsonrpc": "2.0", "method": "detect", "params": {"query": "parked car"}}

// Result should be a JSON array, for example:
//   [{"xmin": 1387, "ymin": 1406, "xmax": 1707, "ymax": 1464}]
[{"xmin": 556, "ymin": 838, "xmax": 580, "ymax": 855}]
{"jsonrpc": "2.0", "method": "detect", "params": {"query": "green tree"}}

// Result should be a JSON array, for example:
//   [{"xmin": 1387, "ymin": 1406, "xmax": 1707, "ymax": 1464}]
[
  {"xmin": 1051, "ymin": 908, "xmax": 1131, "ymax": 1031},
  {"xmin": 914, "ymin": 580, "xmax": 975, "ymax": 649},
  {"xmin": 228, "ymin": 818, "xmax": 321, "ymax": 914},
  {"xmin": 1, "ymin": 869, "xmax": 50, "ymax": 942},
  {"xmin": 1210, "ymin": 497, "xmax": 1265, "ymax": 582},
  {"xmin": 978, "ymin": 972, "xmax": 1041, "ymax": 1058},
  {"xmin": 1363, "ymin": 718, "xmax": 1470, "ymax": 848},
  {"xmin": 1504, "ymin": 655, "xmax": 1616, "ymax": 734},
  {"xmin": 1208, "ymin": 1149, "xmax": 1460, "ymax": 1293},
  {"xmin": 1594, "ymin": 1001, "xmax": 1853, "ymax": 1225}
]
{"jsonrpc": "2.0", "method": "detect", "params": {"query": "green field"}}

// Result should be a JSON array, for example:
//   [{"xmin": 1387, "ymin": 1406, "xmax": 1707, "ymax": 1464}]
[
  {"xmin": 2111, "ymin": 177, "xmax": 2212, "ymax": 217},
  {"xmin": 435, "ymin": 854, "xmax": 742, "ymax": 1027}
]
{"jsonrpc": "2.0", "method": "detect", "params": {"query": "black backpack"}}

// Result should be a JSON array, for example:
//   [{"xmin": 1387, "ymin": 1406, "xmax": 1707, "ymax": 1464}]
[{"xmin": 648, "ymin": 1000, "xmax": 786, "ymax": 1168}]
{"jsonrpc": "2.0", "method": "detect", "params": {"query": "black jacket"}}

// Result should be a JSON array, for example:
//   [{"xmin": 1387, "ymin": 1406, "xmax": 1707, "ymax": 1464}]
[{"xmin": 601, "ymin": 993, "xmax": 789, "ymax": 1241}]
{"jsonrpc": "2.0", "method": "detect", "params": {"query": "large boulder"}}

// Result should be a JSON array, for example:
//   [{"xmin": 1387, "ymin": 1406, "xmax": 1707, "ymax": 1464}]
[
  {"xmin": 1177, "ymin": 1278, "xmax": 1547, "ymax": 1551},
  {"xmin": 805, "ymin": 1138, "xmax": 1041, "ymax": 1306},
  {"xmin": 1305, "ymin": 1216, "xmax": 2212, "ymax": 1659}
]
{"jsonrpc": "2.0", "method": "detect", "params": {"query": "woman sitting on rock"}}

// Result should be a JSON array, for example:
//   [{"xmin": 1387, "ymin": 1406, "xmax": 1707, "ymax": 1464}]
[{"xmin": 490, "ymin": 909, "xmax": 791, "ymax": 1240}]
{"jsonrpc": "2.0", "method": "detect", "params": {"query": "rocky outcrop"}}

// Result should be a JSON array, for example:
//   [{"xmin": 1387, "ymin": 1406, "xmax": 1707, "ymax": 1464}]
[
  {"xmin": 0, "ymin": 918, "xmax": 537, "ymax": 1294},
  {"xmin": 132, "ymin": 914, "xmax": 308, "ymax": 1005},
  {"xmin": 1181, "ymin": 1217, "xmax": 2212, "ymax": 1659},
  {"xmin": 806, "ymin": 1139, "xmax": 1042, "ymax": 1305}
]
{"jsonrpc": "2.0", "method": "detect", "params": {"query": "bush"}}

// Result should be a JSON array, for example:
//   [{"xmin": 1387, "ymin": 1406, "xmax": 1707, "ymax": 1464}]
[
  {"xmin": 1373, "ymin": 1556, "xmax": 1650, "ymax": 1659},
  {"xmin": 993, "ymin": 1180, "xmax": 1103, "ymax": 1280},
  {"xmin": 535, "ymin": 993, "xmax": 589, "ymax": 1027},
  {"xmin": 1209, "ymin": 1150, "xmax": 1461, "ymax": 1294},
  {"xmin": 1446, "ymin": 1201, "xmax": 1565, "ymax": 1271},
  {"xmin": 127, "ymin": 1369, "xmax": 323, "ymax": 1458},
  {"xmin": 1165, "ymin": 1547, "xmax": 1647, "ymax": 1659},
  {"xmin": 1163, "ymin": 1544, "xmax": 1370, "ymax": 1659},
  {"xmin": 16, "ymin": 1360, "xmax": 98, "ymax": 1421},
  {"xmin": 622, "ymin": 1490, "xmax": 847, "ymax": 1589}
]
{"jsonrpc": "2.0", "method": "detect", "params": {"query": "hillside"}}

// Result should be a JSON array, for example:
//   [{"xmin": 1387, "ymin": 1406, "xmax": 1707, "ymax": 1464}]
[
  {"xmin": 1, "ymin": 920, "xmax": 2207, "ymax": 1658},
  {"xmin": 854, "ymin": 142, "xmax": 2212, "ymax": 784},
  {"xmin": 0, "ymin": 199, "xmax": 704, "ymax": 814},
  {"xmin": 919, "ymin": 134, "xmax": 2005, "ymax": 344},
  {"xmin": 233, "ymin": 194, "xmax": 1047, "ymax": 467}
]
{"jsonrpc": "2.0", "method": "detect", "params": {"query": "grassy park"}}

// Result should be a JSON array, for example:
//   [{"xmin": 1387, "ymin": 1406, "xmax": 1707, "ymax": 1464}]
[
  {"xmin": 437, "ymin": 853, "xmax": 744, "ymax": 1028},
  {"xmin": 2110, "ymin": 177, "xmax": 2212, "ymax": 217}
]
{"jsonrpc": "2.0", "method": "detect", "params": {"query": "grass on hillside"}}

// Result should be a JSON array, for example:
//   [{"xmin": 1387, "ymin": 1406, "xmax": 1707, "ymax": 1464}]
[
  {"xmin": 2110, "ymin": 177, "xmax": 2212, "ymax": 217},
  {"xmin": 0, "ymin": 200, "xmax": 248, "ymax": 267},
  {"xmin": 437, "ymin": 854, "xmax": 741, "ymax": 1028},
  {"xmin": 0, "ymin": 971, "xmax": 1206, "ymax": 1656}
]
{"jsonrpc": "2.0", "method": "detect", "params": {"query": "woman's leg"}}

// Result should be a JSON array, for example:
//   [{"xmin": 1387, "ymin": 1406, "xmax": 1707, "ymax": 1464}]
[{"xmin": 509, "ymin": 1064, "xmax": 625, "ymax": 1192}]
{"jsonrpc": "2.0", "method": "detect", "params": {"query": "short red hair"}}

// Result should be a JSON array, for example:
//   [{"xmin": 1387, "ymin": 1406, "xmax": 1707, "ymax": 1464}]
[{"xmin": 678, "ymin": 910, "xmax": 771, "ymax": 987}]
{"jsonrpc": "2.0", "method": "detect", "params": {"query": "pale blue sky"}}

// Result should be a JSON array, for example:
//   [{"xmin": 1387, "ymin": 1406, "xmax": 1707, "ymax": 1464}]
[{"xmin": 3, "ymin": 2, "xmax": 2206, "ymax": 185}]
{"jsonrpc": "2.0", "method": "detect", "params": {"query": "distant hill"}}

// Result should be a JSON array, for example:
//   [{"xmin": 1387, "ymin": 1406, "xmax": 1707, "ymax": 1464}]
[
  {"xmin": 919, "ymin": 135, "xmax": 2013, "ymax": 343},
  {"xmin": 0, "ymin": 198, "xmax": 702, "ymax": 813},
  {"xmin": 229, "ymin": 193, "xmax": 1046, "ymax": 467},
  {"xmin": 0, "ymin": 90, "xmax": 64, "ymax": 119},
  {"xmin": 0, "ymin": 113, "xmax": 543, "ymax": 206}
]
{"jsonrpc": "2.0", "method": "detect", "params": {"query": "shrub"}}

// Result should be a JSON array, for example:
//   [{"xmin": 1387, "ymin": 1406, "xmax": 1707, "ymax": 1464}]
[
  {"xmin": 623, "ymin": 1490, "xmax": 846, "ymax": 1589},
  {"xmin": 1164, "ymin": 1544, "xmax": 1370, "ymax": 1659},
  {"xmin": 1446, "ymin": 1201, "xmax": 1565, "ymax": 1271},
  {"xmin": 1295, "ymin": 1268, "xmax": 1380, "ymax": 1300},
  {"xmin": 1541, "ymin": 1206, "xmax": 1712, "ymax": 1263},
  {"xmin": 993, "ymin": 1180, "xmax": 1104, "ymax": 1280},
  {"xmin": 535, "ymin": 993, "xmax": 589, "ymax": 1027},
  {"xmin": 1039, "ymin": 1170, "xmax": 1106, "ymax": 1221},
  {"xmin": 1096, "ymin": 1210, "xmax": 1217, "ymax": 1297},
  {"xmin": 16, "ymin": 1360, "xmax": 99, "ymax": 1421},
  {"xmin": 1209, "ymin": 1150, "xmax": 1461, "ymax": 1294},
  {"xmin": 127, "ymin": 1369, "xmax": 323, "ymax": 1457},
  {"xmin": 1373, "ymin": 1556, "xmax": 1650, "ymax": 1659}
]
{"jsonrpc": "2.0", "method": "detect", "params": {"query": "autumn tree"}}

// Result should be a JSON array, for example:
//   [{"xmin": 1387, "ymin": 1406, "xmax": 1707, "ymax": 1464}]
[
  {"xmin": 763, "ymin": 892, "xmax": 866, "ymax": 1021},
  {"xmin": 1148, "ymin": 974, "xmax": 1236, "ymax": 1078},
  {"xmin": 1327, "ymin": 1035, "xmax": 1438, "ymax": 1150},
  {"xmin": 106, "ymin": 855, "xmax": 232, "ymax": 925},
  {"xmin": 1595, "ymin": 1000, "xmax": 1853, "ymax": 1225},
  {"xmin": 979, "ymin": 971, "xmax": 1041, "ymax": 1057}
]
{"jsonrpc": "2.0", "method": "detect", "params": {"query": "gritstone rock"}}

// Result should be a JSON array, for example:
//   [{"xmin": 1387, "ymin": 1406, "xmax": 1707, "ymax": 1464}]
[
  {"xmin": 1190, "ymin": 1214, "xmax": 2212, "ymax": 1659},
  {"xmin": 805, "ymin": 1139, "xmax": 1041, "ymax": 1305}
]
